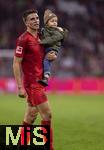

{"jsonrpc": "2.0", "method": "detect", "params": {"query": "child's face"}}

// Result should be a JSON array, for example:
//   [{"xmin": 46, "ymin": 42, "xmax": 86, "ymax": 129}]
[{"xmin": 47, "ymin": 17, "xmax": 58, "ymax": 27}]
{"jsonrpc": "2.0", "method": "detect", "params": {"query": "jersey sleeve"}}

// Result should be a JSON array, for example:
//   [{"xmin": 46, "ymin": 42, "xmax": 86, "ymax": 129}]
[{"xmin": 14, "ymin": 37, "xmax": 26, "ymax": 58}]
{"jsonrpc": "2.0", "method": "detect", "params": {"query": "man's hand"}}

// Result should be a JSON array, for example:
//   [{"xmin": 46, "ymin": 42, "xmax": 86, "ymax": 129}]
[
  {"xmin": 46, "ymin": 51, "xmax": 57, "ymax": 61},
  {"xmin": 18, "ymin": 87, "xmax": 27, "ymax": 98},
  {"xmin": 38, "ymin": 38, "xmax": 41, "ymax": 43}
]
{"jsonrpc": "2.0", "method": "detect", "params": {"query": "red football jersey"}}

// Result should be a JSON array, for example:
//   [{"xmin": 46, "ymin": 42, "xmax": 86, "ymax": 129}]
[{"xmin": 15, "ymin": 31, "xmax": 45, "ymax": 86}]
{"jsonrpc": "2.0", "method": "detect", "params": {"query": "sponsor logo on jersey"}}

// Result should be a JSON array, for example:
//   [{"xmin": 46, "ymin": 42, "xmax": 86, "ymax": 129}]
[{"xmin": 16, "ymin": 46, "xmax": 23, "ymax": 54}]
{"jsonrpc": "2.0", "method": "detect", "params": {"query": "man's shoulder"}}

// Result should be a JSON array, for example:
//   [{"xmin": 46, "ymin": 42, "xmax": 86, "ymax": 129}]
[{"xmin": 17, "ymin": 32, "xmax": 29, "ymax": 42}]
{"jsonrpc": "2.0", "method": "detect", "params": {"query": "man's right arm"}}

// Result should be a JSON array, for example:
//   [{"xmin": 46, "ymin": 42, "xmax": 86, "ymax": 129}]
[{"xmin": 13, "ymin": 56, "xmax": 26, "ymax": 98}]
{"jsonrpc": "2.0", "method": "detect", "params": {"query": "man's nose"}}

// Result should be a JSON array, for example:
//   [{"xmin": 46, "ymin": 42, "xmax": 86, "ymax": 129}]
[
  {"xmin": 34, "ymin": 20, "xmax": 39, "ymax": 23},
  {"xmin": 36, "ymin": 19, "xmax": 39, "ymax": 23}
]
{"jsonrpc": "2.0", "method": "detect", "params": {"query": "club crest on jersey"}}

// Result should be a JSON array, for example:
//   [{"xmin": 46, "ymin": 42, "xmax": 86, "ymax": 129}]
[{"xmin": 16, "ymin": 46, "xmax": 23, "ymax": 54}]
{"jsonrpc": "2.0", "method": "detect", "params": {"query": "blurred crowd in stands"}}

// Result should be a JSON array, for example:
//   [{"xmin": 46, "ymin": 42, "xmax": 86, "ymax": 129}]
[{"xmin": 0, "ymin": 0, "xmax": 104, "ymax": 77}]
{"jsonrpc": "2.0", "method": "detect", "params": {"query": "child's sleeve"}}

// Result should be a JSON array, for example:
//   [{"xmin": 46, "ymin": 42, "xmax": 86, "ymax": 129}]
[{"xmin": 41, "ymin": 30, "xmax": 64, "ymax": 46}]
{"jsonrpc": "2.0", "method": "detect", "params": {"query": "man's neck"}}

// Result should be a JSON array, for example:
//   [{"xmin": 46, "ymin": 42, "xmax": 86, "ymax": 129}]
[{"xmin": 27, "ymin": 28, "xmax": 38, "ymax": 37}]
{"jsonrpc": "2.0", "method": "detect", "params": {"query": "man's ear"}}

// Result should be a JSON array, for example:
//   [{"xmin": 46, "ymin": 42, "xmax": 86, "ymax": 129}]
[
  {"xmin": 23, "ymin": 18, "xmax": 27, "ymax": 26},
  {"xmin": 25, "ymin": 21, "xmax": 28, "ymax": 26}
]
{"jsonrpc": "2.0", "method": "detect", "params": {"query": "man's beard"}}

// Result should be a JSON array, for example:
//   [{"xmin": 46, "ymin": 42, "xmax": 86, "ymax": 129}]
[{"xmin": 31, "ymin": 25, "xmax": 39, "ymax": 30}]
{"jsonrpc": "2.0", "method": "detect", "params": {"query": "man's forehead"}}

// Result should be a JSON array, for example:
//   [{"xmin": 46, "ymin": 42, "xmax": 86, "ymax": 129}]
[{"xmin": 27, "ymin": 13, "xmax": 39, "ymax": 19}]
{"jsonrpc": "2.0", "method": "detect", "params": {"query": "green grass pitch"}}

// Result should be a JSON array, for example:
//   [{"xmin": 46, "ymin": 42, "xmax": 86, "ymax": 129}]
[{"xmin": 0, "ymin": 93, "xmax": 104, "ymax": 150}]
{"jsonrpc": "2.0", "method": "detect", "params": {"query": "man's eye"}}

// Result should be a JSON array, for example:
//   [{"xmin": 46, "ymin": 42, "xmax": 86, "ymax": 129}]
[{"xmin": 31, "ymin": 18, "xmax": 35, "ymax": 21}]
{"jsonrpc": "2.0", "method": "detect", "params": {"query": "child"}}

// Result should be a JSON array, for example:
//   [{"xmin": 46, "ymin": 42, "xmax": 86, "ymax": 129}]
[{"xmin": 39, "ymin": 9, "xmax": 68, "ymax": 86}]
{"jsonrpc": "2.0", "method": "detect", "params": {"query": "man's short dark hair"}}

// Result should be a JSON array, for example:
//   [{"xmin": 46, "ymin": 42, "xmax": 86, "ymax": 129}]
[{"xmin": 22, "ymin": 9, "xmax": 38, "ymax": 22}]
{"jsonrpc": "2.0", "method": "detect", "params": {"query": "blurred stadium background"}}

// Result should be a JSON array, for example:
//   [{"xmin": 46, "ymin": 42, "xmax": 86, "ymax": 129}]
[{"xmin": 0, "ymin": 0, "xmax": 104, "ymax": 150}]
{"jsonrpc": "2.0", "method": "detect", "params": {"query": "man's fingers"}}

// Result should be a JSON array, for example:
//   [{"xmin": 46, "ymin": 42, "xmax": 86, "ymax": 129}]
[
  {"xmin": 18, "ymin": 87, "xmax": 27, "ymax": 98},
  {"xmin": 46, "ymin": 51, "xmax": 57, "ymax": 60},
  {"xmin": 18, "ymin": 94, "xmax": 26, "ymax": 98}
]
